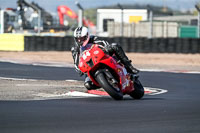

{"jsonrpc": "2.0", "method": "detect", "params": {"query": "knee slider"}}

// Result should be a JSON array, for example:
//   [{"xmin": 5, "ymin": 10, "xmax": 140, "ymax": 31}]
[
  {"xmin": 111, "ymin": 43, "xmax": 122, "ymax": 51},
  {"xmin": 84, "ymin": 81, "xmax": 93, "ymax": 90}
]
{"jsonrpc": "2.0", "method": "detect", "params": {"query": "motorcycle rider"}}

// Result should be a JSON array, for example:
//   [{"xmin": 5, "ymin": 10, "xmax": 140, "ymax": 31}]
[{"xmin": 71, "ymin": 26, "xmax": 139, "ymax": 90}]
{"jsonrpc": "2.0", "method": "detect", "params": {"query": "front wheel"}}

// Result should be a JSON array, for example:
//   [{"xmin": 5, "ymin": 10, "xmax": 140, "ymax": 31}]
[
  {"xmin": 96, "ymin": 72, "xmax": 123, "ymax": 100},
  {"xmin": 130, "ymin": 79, "xmax": 144, "ymax": 99}
]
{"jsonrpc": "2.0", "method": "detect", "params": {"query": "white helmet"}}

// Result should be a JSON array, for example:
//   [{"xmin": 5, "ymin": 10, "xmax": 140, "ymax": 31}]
[{"xmin": 74, "ymin": 26, "xmax": 90, "ymax": 47}]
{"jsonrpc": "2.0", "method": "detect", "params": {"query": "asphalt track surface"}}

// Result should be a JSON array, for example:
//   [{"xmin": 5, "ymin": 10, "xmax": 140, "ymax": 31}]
[{"xmin": 0, "ymin": 62, "xmax": 200, "ymax": 133}]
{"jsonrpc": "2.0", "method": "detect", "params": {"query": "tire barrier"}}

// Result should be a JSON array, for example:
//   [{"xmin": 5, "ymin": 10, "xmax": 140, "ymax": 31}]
[
  {"xmin": 23, "ymin": 36, "xmax": 200, "ymax": 53},
  {"xmin": 24, "ymin": 36, "xmax": 75, "ymax": 51}
]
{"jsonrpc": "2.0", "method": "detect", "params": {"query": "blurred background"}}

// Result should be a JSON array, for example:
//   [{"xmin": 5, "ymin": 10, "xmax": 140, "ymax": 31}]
[{"xmin": 0, "ymin": 0, "xmax": 200, "ymax": 52}]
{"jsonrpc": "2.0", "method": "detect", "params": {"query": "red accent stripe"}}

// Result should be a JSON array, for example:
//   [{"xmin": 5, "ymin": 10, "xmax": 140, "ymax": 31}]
[
  {"xmin": 144, "ymin": 91, "xmax": 153, "ymax": 94},
  {"xmin": 87, "ymin": 90, "xmax": 153, "ymax": 96},
  {"xmin": 87, "ymin": 90, "xmax": 109, "ymax": 96}
]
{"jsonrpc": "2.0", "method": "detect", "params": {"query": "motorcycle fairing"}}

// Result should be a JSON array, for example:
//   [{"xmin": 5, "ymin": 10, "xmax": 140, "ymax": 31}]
[{"xmin": 78, "ymin": 44, "xmax": 134, "ymax": 94}]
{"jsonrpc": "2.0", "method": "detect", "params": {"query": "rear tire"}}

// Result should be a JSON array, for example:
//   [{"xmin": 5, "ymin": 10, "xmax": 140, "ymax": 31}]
[
  {"xmin": 130, "ymin": 79, "xmax": 144, "ymax": 99},
  {"xmin": 96, "ymin": 72, "xmax": 123, "ymax": 100}
]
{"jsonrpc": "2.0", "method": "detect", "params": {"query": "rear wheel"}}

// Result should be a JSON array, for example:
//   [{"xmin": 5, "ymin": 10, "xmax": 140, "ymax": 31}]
[
  {"xmin": 96, "ymin": 72, "xmax": 123, "ymax": 100},
  {"xmin": 130, "ymin": 79, "xmax": 144, "ymax": 99}
]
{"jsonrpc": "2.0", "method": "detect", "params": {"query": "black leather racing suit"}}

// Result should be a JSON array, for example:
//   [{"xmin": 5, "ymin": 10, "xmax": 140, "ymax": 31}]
[{"xmin": 71, "ymin": 35, "xmax": 138, "ymax": 90}]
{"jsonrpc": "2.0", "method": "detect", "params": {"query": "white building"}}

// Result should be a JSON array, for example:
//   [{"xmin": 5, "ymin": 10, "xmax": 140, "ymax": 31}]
[
  {"xmin": 154, "ymin": 15, "xmax": 197, "ymax": 25},
  {"xmin": 97, "ymin": 9, "xmax": 148, "ymax": 36}
]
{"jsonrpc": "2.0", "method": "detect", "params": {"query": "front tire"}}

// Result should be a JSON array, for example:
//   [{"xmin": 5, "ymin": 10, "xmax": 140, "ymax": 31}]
[
  {"xmin": 130, "ymin": 79, "xmax": 144, "ymax": 99},
  {"xmin": 96, "ymin": 72, "xmax": 123, "ymax": 100}
]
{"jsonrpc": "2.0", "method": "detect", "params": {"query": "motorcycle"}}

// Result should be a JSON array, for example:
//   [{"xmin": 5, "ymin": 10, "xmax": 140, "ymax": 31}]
[{"xmin": 78, "ymin": 44, "xmax": 144, "ymax": 100}]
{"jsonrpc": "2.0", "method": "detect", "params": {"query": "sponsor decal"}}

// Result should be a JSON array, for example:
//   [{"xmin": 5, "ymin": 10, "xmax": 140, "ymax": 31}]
[
  {"xmin": 93, "ymin": 50, "xmax": 99, "ymax": 55},
  {"xmin": 79, "ymin": 61, "xmax": 83, "ymax": 67},
  {"xmin": 82, "ymin": 51, "xmax": 91, "ymax": 60}
]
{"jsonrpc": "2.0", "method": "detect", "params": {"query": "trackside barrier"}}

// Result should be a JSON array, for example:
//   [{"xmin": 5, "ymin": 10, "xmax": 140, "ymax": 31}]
[
  {"xmin": 23, "ymin": 36, "xmax": 200, "ymax": 53},
  {"xmin": 24, "ymin": 36, "xmax": 75, "ymax": 51},
  {"xmin": 0, "ymin": 34, "xmax": 24, "ymax": 51},
  {"xmin": 99, "ymin": 37, "xmax": 200, "ymax": 53}
]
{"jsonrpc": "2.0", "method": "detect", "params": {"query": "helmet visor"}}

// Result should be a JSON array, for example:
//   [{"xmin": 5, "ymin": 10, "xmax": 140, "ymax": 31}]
[{"xmin": 75, "ymin": 35, "xmax": 88, "ymax": 46}]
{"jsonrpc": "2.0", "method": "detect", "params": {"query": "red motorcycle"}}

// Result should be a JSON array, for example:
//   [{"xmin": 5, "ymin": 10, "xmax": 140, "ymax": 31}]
[{"xmin": 78, "ymin": 44, "xmax": 144, "ymax": 100}]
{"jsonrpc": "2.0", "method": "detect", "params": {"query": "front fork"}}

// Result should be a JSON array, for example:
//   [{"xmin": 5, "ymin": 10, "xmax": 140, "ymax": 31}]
[{"xmin": 95, "ymin": 69, "xmax": 118, "ymax": 85}]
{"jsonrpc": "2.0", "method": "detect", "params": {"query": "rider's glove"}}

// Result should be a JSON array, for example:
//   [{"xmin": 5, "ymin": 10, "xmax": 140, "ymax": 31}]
[
  {"xmin": 77, "ymin": 70, "xmax": 84, "ymax": 77},
  {"xmin": 75, "ymin": 65, "xmax": 84, "ymax": 77},
  {"xmin": 79, "ymin": 72, "xmax": 84, "ymax": 77},
  {"xmin": 71, "ymin": 47, "xmax": 79, "ymax": 61},
  {"xmin": 71, "ymin": 47, "xmax": 83, "ymax": 76}
]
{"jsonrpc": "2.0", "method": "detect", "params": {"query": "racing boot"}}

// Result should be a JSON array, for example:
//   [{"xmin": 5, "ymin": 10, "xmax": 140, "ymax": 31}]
[
  {"xmin": 111, "ymin": 43, "xmax": 139, "ymax": 74},
  {"xmin": 84, "ymin": 76, "xmax": 100, "ymax": 90},
  {"xmin": 124, "ymin": 60, "xmax": 139, "ymax": 74}
]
